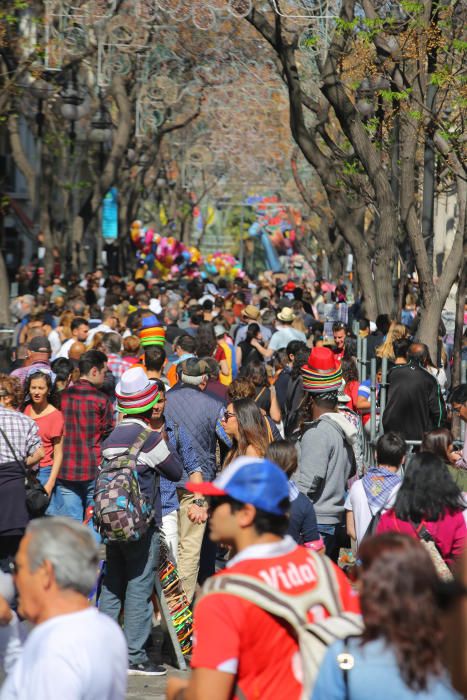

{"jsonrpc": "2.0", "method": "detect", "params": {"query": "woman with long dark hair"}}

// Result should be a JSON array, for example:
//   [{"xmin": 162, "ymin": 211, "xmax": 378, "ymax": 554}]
[
  {"xmin": 376, "ymin": 452, "xmax": 466, "ymax": 567},
  {"xmin": 341, "ymin": 358, "xmax": 360, "ymax": 411},
  {"xmin": 236, "ymin": 322, "xmax": 264, "ymax": 369},
  {"xmin": 313, "ymin": 533, "xmax": 461, "ymax": 699},
  {"xmin": 241, "ymin": 360, "xmax": 281, "ymax": 424},
  {"xmin": 23, "ymin": 370, "xmax": 64, "ymax": 514},
  {"xmin": 221, "ymin": 398, "xmax": 270, "ymax": 466}
]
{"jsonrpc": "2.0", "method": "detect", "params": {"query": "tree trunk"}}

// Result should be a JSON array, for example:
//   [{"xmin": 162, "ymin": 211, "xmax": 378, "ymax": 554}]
[
  {"xmin": 417, "ymin": 297, "xmax": 443, "ymax": 362},
  {"xmin": 0, "ymin": 251, "xmax": 11, "ymax": 326},
  {"xmin": 452, "ymin": 263, "xmax": 466, "ymax": 388},
  {"xmin": 71, "ymin": 76, "xmax": 131, "ymax": 272}
]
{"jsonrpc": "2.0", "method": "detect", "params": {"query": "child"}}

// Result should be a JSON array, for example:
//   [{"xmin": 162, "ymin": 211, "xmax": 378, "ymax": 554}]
[{"xmin": 266, "ymin": 440, "xmax": 324, "ymax": 552}]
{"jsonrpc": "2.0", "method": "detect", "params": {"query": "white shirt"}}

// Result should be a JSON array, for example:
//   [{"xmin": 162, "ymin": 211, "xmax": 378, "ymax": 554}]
[
  {"xmin": 48, "ymin": 329, "xmax": 62, "ymax": 358},
  {"xmin": 345, "ymin": 479, "xmax": 400, "ymax": 547},
  {"xmin": 55, "ymin": 337, "xmax": 75, "ymax": 359},
  {"xmin": 87, "ymin": 323, "xmax": 114, "ymax": 346},
  {"xmin": 0, "ymin": 608, "xmax": 127, "ymax": 700}
]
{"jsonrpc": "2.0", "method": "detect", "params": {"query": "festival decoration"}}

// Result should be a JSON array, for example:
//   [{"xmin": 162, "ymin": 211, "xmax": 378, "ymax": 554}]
[
  {"xmin": 204, "ymin": 252, "xmax": 244, "ymax": 280},
  {"xmin": 130, "ymin": 220, "xmax": 244, "ymax": 280},
  {"xmin": 158, "ymin": 538, "xmax": 193, "ymax": 657},
  {"xmin": 130, "ymin": 220, "xmax": 203, "ymax": 279}
]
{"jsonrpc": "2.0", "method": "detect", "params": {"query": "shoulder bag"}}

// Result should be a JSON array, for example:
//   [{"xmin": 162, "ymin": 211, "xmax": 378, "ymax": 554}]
[{"xmin": 0, "ymin": 426, "xmax": 49, "ymax": 518}]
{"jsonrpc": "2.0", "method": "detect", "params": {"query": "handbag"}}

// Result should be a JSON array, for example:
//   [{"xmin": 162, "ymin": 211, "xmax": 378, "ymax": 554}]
[
  {"xmin": 411, "ymin": 520, "xmax": 453, "ymax": 582},
  {"xmin": 0, "ymin": 426, "xmax": 49, "ymax": 518}
]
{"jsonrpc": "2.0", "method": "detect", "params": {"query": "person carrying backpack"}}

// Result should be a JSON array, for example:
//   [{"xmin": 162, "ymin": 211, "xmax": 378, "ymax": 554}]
[
  {"xmin": 97, "ymin": 367, "xmax": 183, "ymax": 677},
  {"xmin": 166, "ymin": 457, "xmax": 361, "ymax": 700},
  {"xmin": 295, "ymin": 348, "xmax": 357, "ymax": 561},
  {"xmin": 345, "ymin": 432, "xmax": 405, "ymax": 548}
]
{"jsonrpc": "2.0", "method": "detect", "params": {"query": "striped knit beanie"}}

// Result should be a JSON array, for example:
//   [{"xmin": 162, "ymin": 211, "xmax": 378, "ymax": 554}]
[
  {"xmin": 301, "ymin": 347, "xmax": 342, "ymax": 394},
  {"xmin": 139, "ymin": 315, "xmax": 166, "ymax": 348}
]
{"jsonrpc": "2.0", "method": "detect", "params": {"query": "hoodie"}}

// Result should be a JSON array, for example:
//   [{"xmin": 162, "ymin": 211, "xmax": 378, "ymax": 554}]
[{"xmin": 296, "ymin": 412, "xmax": 357, "ymax": 525}]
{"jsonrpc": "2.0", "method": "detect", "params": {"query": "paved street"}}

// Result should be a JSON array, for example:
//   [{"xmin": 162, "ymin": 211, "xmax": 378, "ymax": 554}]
[{"xmin": 127, "ymin": 669, "xmax": 187, "ymax": 700}]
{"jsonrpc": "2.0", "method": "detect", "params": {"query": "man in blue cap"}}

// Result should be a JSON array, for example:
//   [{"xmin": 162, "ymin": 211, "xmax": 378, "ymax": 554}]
[{"xmin": 167, "ymin": 457, "xmax": 359, "ymax": 700}]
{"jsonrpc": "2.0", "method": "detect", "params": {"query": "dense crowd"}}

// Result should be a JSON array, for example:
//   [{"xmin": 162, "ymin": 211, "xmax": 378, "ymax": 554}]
[{"xmin": 0, "ymin": 267, "xmax": 466, "ymax": 699}]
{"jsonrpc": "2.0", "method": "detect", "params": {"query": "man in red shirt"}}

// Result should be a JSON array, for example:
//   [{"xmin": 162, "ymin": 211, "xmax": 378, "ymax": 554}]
[{"xmin": 167, "ymin": 457, "xmax": 359, "ymax": 700}]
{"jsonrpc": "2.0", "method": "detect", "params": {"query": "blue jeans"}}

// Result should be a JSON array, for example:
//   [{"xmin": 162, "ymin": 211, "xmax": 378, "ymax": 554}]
[
  {"xmin": 318, "ymin": 524, "xmax": 339, "ymax": 562},
  {"xmin": 99, "ymin": 527, "xmax": 160, "ymax": 665},
  {"xmin": 57, "ymin": 478, "xmax": 101, "ymax": 543},
  {"xmin": 37, "ymin": 466, "xmax": 64, "ymax": 516}
]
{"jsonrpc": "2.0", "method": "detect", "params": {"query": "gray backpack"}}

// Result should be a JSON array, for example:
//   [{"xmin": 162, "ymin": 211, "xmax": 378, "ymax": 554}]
[{"xmin": 201, "ymin": 551, "xmax": 362, "ymax": 699}]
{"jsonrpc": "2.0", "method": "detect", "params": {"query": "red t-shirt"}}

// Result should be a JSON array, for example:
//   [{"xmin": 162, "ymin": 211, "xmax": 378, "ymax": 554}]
[
  {"xmin": 191, "ymin": 538, "xmax": 360, "ymax": 700},
  {"xmin": 344, "ymin": 380, "xmax": 359, "ymax": 411},
  {"xmin": 214, "ymin": 345, "xmax": 226, "ymax": 363},
  {"xmin": 24, "ymin": 406, "xmax": 64, "ymax": 468}
]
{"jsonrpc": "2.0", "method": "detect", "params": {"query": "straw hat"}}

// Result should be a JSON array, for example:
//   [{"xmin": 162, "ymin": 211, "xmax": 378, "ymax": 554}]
[
  {"xmin": 277, "ymin": 307, "xmax": 296, "ymax": 323},
  {"xmin": 242, "ymin": 305, "xmax": 260, "ymax": 321}
]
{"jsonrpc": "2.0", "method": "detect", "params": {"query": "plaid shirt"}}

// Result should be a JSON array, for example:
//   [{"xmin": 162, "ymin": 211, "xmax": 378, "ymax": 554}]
[
  {"xmin": 106, "ymin": 354, "xmax": 133, "ymax": 383},
  {"xmin": 0, "ymin": 407, "xmax": 41, "ymax": 462},
  {"xmin": 60, "ymin": 380, "xmax": 114, "ymax": 481}
]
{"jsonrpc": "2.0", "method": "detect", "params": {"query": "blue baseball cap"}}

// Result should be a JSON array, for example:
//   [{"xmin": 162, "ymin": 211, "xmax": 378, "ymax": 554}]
[{"xmin": 186, "ymin": 457, "xmax": 290, "ymax": 515}]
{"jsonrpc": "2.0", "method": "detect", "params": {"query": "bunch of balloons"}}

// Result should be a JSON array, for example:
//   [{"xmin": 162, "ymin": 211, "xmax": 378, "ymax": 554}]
[
  {"xmin": 204, "ymin": 252, "xmax": 244, "ymax": 280},
  {"xmin": 130, "ymin": 220, "xmax": 203, "ymax": 279}
]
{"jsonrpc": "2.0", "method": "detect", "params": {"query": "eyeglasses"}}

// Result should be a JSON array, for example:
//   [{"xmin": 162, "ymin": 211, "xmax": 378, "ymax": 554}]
[{"xmin": 222, "ymin": 410, "xmax": 236, "ymax": 421}]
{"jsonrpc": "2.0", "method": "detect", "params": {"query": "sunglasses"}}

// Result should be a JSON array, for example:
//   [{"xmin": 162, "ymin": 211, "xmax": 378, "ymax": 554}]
[{"xmin": 222, "ymin": 410, "xmax": 236, "ymax": 421}]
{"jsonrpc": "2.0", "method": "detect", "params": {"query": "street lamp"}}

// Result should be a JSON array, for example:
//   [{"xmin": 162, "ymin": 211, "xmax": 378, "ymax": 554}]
[
  {"xmin": 59, "ymin": 76, "xmax": 88, "ymax": 152},
  {"xmin": 89, "ymin": 105, "xmax": 113, "ymax": 144}
]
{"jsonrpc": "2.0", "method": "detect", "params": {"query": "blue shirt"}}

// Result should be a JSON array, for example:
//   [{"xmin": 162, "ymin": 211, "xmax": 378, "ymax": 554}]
[
  {"xmin": 160, "ymin": 419, "xmax": 202, "ymax": 516},
  {"xmin": 312, "ymin": 638, "xmax": 461, "ymax": 700}
]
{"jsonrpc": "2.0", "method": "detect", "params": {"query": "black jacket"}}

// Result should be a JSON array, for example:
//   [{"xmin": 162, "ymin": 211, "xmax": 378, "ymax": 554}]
[{"xmin": 382, "ymin": 362, "xmax": 446, "ymax": 441}]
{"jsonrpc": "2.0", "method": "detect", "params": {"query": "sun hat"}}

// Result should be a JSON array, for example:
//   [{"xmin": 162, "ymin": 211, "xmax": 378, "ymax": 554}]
[
  {"xmin": 242, "ymin": 304, "xmax": 261, "ymax": 321},
  {"xmin": 138, "ymin": 315, "xmax": 166, "ymax": 348},
  {"xmin": 115, "ymin": 367, "xmax": 161, "ymax": 414},
  {"xmin": 301, "ymin": 346, "xmax": 342, "ymax": 394},
  {"xmin": 186, "ymin": 456, "xmax": 289, "ymax": 515},
  {"xmin": 277, "ymin": 307, "xmax": 296, "ymax": 323}
]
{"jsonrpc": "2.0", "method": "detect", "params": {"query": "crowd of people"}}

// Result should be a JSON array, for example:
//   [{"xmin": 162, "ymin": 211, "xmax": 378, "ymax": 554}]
[{"xmin": 0, "ymin": 267, "xmax": 466, "ymax": 699}]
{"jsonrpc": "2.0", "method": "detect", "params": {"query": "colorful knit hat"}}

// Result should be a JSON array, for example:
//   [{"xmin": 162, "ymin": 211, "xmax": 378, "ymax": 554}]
[
  {"xmin": 115, "ymin": 367, "xmax": 161, "ymax": 414},
  {"xmin": 139, "ymin": 315, "xmax": 166, "ymax": 348},
  {"xmin": 301, "ymin": 347, "xmax": 342, "ymax": 394}
]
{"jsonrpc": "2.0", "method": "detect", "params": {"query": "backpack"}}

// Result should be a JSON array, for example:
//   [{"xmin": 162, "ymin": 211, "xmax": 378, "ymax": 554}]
[
  {"xmin": 93, "ymin": 427, "xmax": 155, "ymax": 543},
  {"xmin": 200, "ymin": 550, "xmax": 363, "ymax": 699}
]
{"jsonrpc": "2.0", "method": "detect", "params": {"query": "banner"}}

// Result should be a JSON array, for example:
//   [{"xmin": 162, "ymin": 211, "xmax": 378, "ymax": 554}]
[{"xmin": 102, "ymin": 187, "xmax": 118, "ymax": 241}]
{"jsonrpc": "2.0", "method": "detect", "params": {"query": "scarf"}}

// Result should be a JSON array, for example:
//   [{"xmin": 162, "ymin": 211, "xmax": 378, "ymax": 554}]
[{"xmin": 362, "ymin": 466, "xmax": 401, "ymax": 513}]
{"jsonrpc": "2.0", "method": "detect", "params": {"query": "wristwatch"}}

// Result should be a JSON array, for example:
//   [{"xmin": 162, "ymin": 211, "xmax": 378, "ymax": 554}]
[{"xmin": 193, "ymin": 498, "xmax": 207, "ymax": 508}]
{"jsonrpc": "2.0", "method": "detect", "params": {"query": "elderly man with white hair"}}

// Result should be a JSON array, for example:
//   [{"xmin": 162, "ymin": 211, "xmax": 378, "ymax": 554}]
[{"xmin": 0, "ymin": 518, "xmax": 127, "ymax": 700}]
